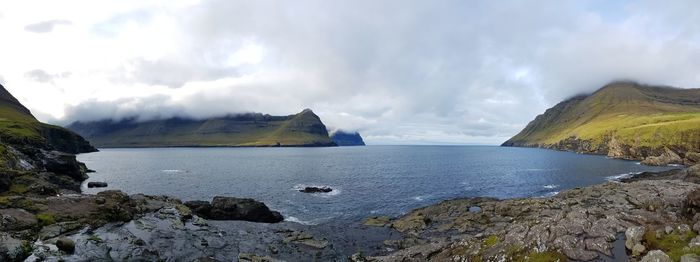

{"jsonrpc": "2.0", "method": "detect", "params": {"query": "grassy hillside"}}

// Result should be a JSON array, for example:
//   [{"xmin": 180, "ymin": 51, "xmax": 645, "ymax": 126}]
[
  {"xmin": 503, "ymin": 82, "xmax": 700, "ymax": 160},
  {"xmin": 67, "ymin": 109, "xmax": 337, "ymax": 147},
  {"xmin": 0, "ymin": 84, "xmax": 95, "ymax": 153}
]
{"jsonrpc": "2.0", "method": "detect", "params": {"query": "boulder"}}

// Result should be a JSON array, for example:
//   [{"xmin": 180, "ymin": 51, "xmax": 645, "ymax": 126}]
[
  {"xmin": 87, "ymin": 182, "xmax": 108, "ymax": 188},
  {"xmin": 0, "ymin": 232, "xmax": 27, "ymax": 261},
  {"xmin": 0, "ymin": 208, "xmax": 38, "ymax": 231},
  {"xmin": 56, "ymin": 237, "xmax": 75, "ymax": 254},
  {"xmin": 625, "ymin": 226, "xmax": 646, "ymax": 250},
  {"xmin": 184, "ymin": 201, "xmax": 212, "ymax": 218},
  {"xmin": 632, "ymin": 243, "xmax": 646, "ymax": 257},
  {"xmin": 641, "ymin": 250, "xmax": 672, "ymax": 262},
  {"xmin": 682, "ymin": 254, "xmax": 700, "ymax": 262},
  {"xmin": 686, "ymin": 188, "xmax": 700, "ymax": 215},
  {"xmin": 299, "ymin": 186, "xmax": 332, "ymax": 193},
  {"xmin": 187, "ymin": 197, "xmax": 283, "ymax": 223}
]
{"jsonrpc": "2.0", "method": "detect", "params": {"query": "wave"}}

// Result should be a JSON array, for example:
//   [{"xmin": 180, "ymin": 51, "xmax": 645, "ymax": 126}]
[
  {"xmin": 605, "ymin": 172, "xmax": 642, "ymax": 181},
  {"xmin": 285, "ymin": 216, "xmax": 318, "ymax": 225},
  {"xmin": 413, "ymin": 196, "xmax": 426, "ymax": 201},
  {"xmin": 161, "ymin": 169, "xmax": 184, "ymax": 173},
  {"xmin": 543, "ymin": 184, "xmax": 559, "ymax": 189}
]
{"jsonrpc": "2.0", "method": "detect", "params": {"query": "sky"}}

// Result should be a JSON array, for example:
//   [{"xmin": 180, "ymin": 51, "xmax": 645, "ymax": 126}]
[{"xmin": 0, "ymin": 0, "xmax": 699, "ymax": 145}]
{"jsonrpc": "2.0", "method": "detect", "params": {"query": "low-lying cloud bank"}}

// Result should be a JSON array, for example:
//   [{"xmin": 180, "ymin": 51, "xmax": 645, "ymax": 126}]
[{"xmin": 1, "ymin": 0, "xmax": 699, "ymax": 144}]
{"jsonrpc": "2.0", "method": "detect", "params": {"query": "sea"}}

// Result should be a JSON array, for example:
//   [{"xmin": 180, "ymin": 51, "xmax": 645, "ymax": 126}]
[{"xmin": 78, "ymin": 145, "xmax": 675, "ymax": 225}]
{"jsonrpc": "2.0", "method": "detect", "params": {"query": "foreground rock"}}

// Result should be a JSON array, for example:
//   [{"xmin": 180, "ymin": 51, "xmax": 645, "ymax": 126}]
[
  {"xmin": 369, "ymin": 173, "xmax": 700, "ymax": 261},
  {"xmin": 299, "ymin": 186, "xmax": 333, "ymax": 193},
  {"xmin": 184, "ymin": 196, "xmax": 283, "ymax": 223}
]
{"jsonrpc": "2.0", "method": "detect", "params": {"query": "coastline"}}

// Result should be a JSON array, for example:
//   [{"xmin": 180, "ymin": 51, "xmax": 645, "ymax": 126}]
[{"xmin": 3, "ymin": 146, "xmax": 699, "ymax": 261}]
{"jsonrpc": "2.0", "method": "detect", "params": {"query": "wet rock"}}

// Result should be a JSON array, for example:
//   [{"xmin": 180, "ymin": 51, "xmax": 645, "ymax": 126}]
[
  {"xmin": 281, "ymin": 231, "xmax": 329, "ymax": 249},
  {"xmin": 188, "ymin": 197, "xmax": 283, "ymax": 223},
  {"xmin": 364, "ymin": 216, "xmax": 391, "ymax": 227},
  {"xmin": 184, "ymin": 200, "xmax": 212, "ymax": 217},
  {"xmin": 87, "ymin": 181, "xmax": 108, "ymax": 188},
  {"xmin": 682, "ymin": 254, "xmax": 700, "ymax": 262},
  {"xmin": 238, "ymin": 253, "xmax": 283, "ymax": 262},
  {"xmin": 641, "ymin": 250, "xmax": 672, "ymax": 262},
  {"xmin": 299, "ymin": 186, "xmax": 332, "ymax": 193},
  {"xmin": 625, "ymin": 226, "xmax": 646, "ymax": 250},
  {"xmin": 56, "ymin": 237, "xmax": 75, "ymax": 254}
]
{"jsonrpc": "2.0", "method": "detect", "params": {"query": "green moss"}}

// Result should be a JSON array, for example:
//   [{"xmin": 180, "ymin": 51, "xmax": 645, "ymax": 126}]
[
  {"xmin": 519, "ymin": 251, "xmax": 568, "ymax": 262},
  {"xmin": 482, "ymin": 235, "xmax": 499, "ymax": 249},
  {"xmin": 644, "ymin": 229, "xmax": 698, "ymax": 261},
  {"xmin": 9, "ymin": 184, "xmax": 28, "ymax": 194},
  {"xmin": 0, "ymin": 196, "xmax": 9, "ymax": 206},
  {"xmin": 36, "ymin": 213, "xmax": 56, "ymax": 226}
]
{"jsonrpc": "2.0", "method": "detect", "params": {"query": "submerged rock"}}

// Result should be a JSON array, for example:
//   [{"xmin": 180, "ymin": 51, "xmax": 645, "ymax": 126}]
[
  {"xmin": 299, "ymin": 186, "xmax": 332, "ymax": 193},
  {"xmin": 87, "ymin": 181, "xmax": 108, "ymax": 188}
]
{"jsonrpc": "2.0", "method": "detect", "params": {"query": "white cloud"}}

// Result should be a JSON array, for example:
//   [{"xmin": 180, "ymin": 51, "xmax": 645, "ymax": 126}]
[{"xmin": 0, "ymin": 0, "xmax": 699, "ymax": 145}]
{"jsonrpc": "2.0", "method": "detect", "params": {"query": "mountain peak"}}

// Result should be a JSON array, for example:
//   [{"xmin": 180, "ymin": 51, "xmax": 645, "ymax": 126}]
[{"xmin": 0, "ymin": 83, "xmax": 35, "ymax": 120}]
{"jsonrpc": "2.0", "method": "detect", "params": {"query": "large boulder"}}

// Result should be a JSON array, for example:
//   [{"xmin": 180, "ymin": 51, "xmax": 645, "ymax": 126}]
[
  {"xmin": 685, "ymin": 188, "xmax": 700, "ymax": 215},
  {"xmin": 625, "ymin": 226, "xmax": 646, "ymax": 250},
  {"xmin": 186, "ymin": 197, "xmax": 283, "ymax": 223},
  {"xmin": 641, "ymin": 250, "xmax": 672, "ymax": 262},
  {"xmin": 210, "ymin": 197, "xmax": 283, "ymax": 223}
]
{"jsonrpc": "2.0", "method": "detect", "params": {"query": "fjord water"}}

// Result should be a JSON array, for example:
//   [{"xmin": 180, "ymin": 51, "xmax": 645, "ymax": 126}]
[{"xmin": 79, "ymin": 146, "xmax": 672, "ymax": 225}]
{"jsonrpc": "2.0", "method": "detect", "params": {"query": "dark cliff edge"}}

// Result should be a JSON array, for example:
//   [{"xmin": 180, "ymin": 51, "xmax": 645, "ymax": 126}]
[
  {"xmin": 330, "ymin": 130, "xmax": 366, "ymax": 146},
  {"xmin": 502, "ymin": 81, "xmax": 700, "ymax": 166},
  {"xmin": 66, "ymin": 108, "xmax": 337, "ymax": 148}
]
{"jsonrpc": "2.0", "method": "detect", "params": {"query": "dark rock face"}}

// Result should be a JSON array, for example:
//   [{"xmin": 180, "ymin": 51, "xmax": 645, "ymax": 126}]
[
  {"xmin": 39, "ymin": 124, "xmax": 98, "ymax": 154},
  {"xmin": 185, "ymin": 197, "xmax": 283, "ymax": 223},
  {"xmin": 42, "ymin": 151, "xmax": 86, "ymax": 181},
  {"xmin": 330, "ymin": 130, "xmax": 365, "ymax": 146},
  {"xmin": 299, "ymin": 186, "xmax": 332, "ymax": 193},
  {"xmin": 87, "ymin": 182, "xmax": 108, "ymax": 188}
]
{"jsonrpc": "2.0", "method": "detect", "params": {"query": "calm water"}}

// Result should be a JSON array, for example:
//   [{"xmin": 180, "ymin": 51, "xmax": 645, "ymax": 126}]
[{"xmin": 78, "ymin": 146, "xmax": 673, "ymax": 224}]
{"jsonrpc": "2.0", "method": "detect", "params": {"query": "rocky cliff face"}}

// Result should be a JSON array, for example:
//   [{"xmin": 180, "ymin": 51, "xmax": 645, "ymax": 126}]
[
  {"xmin": 503, "ymin": 82, "xmax": 700, "ymax": 165},
  {"xmin": 67, "ymin": 109, "xmax": 337, "ymax": 148},
  {"xmin": 330, "ymin": 130, "xmax": 366, "ymax": 146}
]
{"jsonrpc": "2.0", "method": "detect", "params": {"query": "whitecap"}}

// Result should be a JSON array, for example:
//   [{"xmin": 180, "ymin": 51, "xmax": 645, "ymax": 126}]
[
  {"xmin": 285, "ymin": 216, "xmax": 317, "ymax": 225},
  {"xmin": 605, "ymin": 172, "xmax": 642, "ymax": 181},
  {"xmin": 413, "ymin": 196, "xmax": 425, "ymax": 201},
  {"xmin": 543, "ymin": 184, "xmax": 560, "ymax": 189},
  {"xmin": 161, "ymin": 169, "xmax": 183, "ymax": 173}
]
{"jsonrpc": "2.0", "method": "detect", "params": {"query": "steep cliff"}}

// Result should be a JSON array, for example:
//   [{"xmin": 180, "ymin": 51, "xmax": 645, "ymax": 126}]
[
  {"xmin": 503, "ymin": 81, "xmax": 700, "ymax": 165},
  {"xmin": 330, "ymin": 130, "xmax": 366, "ymax": 146}
]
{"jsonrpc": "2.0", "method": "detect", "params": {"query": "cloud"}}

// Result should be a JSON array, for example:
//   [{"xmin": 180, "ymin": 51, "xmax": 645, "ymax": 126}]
[
  {"xmin": 24, "ymin": 69, "xmax": 71, "ymax": 83},
  {"xmin": 2, "ymin": 0, "xmax": 700, "ymax": 144},
  {"xmin": 24, "ymin": 19, "xmax": 72, "ymax": 33}
]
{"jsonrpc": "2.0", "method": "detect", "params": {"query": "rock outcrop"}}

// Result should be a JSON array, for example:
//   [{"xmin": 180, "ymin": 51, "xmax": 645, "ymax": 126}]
[
  {"xmin": 330, "ymin": 130, "xmax": 366, "ymax": 146},
  {"xmin": 184, "ymin": 197, "xmax": 284, "ymax": 223}
]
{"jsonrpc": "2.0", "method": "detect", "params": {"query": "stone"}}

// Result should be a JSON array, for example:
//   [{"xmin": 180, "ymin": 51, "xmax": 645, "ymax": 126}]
[
  {"xmin": 632, "ymin": 243, "xmax": 646, "ymax": 257},
  {"xmin": 665, "ymin": 225, "xmax": 674, "ymax": 234},
  {"xmin": 694, "ymin": 221, "xmax": 700, "ymax": 234},
  {"xmin": 87, "ymin": 181, "xmax": 108, "ymax": 188},
  {"xmin": 690, "ymin": 236, "xmax": 700, "ymax": 248},
  {"xmin": 56, "ymin": 237, "xmax": 76, "ymax": 254},
  {"xmin": 682, "ymin": 254, "xmax": 700, "ymax": 262},
  {"xmin": 679, "ymin": 224, "xmax": 692, "ymax": 234},
  {"xmin": 364, "ymin": 216, "xmax": 391, "ymax": 227},
  {"xmin": 625, "ymin": 226, "xmax": 646, "ymax": 250},
  {"xmin": 0, "ymin": 232, "xmax": 27, "ymax": 261},
  {"xmin": 299, "ymin": 186, "xmax": 332, "ymax": 193},
  {"xmin": 641, "ymin": 147, "xmax": 683, "ymax": 166},
  {"xmin": 641, "ymin": 250, "xmax": 672, "ymax": 262},
  {"xmin": 0, "ymin": 208, "xmax": 37, "ymax": 231},
  {"xmin": 184, "ymin": 200, "xmax": 212, "ymax": 217}
]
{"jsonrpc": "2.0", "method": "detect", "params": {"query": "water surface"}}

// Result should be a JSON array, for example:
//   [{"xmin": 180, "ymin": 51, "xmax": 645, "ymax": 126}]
[{"xmin": 78, "ymin": 146, "xmax": 673, "ymax": 224}]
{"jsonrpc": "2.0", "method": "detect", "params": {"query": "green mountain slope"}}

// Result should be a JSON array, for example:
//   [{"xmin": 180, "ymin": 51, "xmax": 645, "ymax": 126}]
[
  {"xmin": 67, "ymin": 109, "xmax": 337, "ymax": 147},
  {"xmin": 503, "ymin": 81, "xmax": 700, "ymax": 163},
  {"xmin": 0, "ymin": 84, "xmax": 96, "ymax": 154}
]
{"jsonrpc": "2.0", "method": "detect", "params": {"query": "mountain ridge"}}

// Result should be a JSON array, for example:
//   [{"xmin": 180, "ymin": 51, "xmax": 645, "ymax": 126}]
[
  {"xmin": 67, "ymin": 109, "xmax": 338, "ymax": 148},
  {"xmin": 503, "ymin": 81, "xmax": 700, "ymax": 165}
]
